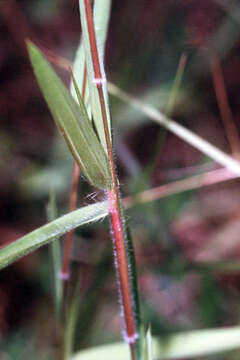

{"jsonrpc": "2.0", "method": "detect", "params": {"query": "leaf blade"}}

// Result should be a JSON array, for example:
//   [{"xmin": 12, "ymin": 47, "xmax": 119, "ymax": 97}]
[
  {"xmin": 71, "ymin": 326, "xmax": 240, "ymax": 360},
  {"xmin": 0, "ymin": 201, "xmax": 108, "ymax": 271},
  {"xmin": 27, "ymin": 41, "xmax": 111, "ymax": 189},
  {"xmin": 79, "ymin": 0, "xmax": 112, "ymax": 153},
  {"xmin": 47, "ymin": 190, "xmax": 63, "ymax": 322},
  {"xmin": 109, "ymin": 82, "xmax": 240, "ymax": 175}
]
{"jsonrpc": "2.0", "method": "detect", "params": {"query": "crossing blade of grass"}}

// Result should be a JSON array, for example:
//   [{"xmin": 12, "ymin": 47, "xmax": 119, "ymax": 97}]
[
  {"xmin": 72, "ymin": 326, "xmax": 240, "ymax": 360},
  {"xmin": 27, "ymin": 41, "xmax": 111, "ymax": 190},
  {"xmin": 0, "ymin": 201, "xmax": 108, "ymax": 271},
  {"xmin": 123, "ymin": 167, "xmax": 239, "ymax": 208},
  {"xmin": 47, "ymin": 190, "xmax": 63, "ymax": 322},
  {"xmin": 108, "ymin": 82, "xmax": 240, "ymax": 175},
  {"xmin": 79, "ymin": 0, "xmax": 112, "ymax": 153}
]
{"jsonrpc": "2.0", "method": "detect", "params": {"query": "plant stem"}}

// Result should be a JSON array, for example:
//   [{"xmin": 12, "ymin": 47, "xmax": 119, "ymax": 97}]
[
  {"xmin": 123, "ymin": 167, "xmax": 238, "ymax": 208},
  {"xmin": 61, "ymin": 161, "xmax": 80, "ymax": 279},
  {"xmin": 83, "ymin": 0, "xmax": 138, "ymax": 356},
  {"xmin": 61, "ymin": 65, "xmax": 87, "ymax": 279}
]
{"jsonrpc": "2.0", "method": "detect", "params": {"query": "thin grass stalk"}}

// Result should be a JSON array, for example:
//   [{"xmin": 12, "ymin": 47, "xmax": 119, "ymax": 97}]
[
  {"xmin": 81, "ymin": 1, "xmax": 139, "ymax": 358},
  {"xmin": 108, "ymin": 82, "xmax": 240, "ymax": 175},
  {"xmin": 61, "ymin": 66, "xmax": 87, "ymax": 280},
  {"xmin": 61, "ymin": 162, "xmax": 80, "ymax": 279},
  {"xmin": 123, "ymin": 167, "xmax": 239, "ymax": 208},
  {"xmin": 47, "ymin": 190, "xmax": 63, "ymax": 324},
  {"xmin": 63, "ymin": 274, "xmax": 81, "ymax": 360}
]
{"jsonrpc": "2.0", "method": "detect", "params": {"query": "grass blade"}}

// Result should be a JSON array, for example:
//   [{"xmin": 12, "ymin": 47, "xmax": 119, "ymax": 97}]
[
  {"xmin": 71, "ymin": 326, "xmax": 240, "ymax": 360},
  {"xmin": 70, "ymin": 43, "xmax": 90, "ymax": 112},
  {"xmin": 27, "ymin": 41, "xmax": 111, "ymax": 189},
  {"xmin": 79, "ymin": 0, "xmax": 112, "ymax": 153},
  {"xmin": 47, "ymin": 190, "xmax": 63, "ymax": 322},
  {"xmin": 144, "ymin": 327, "xmax": 153, "ymax": 360},
  {"xmin": 64, "ymin": 275, "xmax": 81, "ymax": 360},
  {"xmin": 0, "ymin": 201, "xmax": 108, "ymax": 271},
  {"xmin": 109, "ymin": 82, "xmax": 240, "ymax": 175},
  {"xmin": 70, "ymin": 0, "xmax": 111, "ymax": 119}
]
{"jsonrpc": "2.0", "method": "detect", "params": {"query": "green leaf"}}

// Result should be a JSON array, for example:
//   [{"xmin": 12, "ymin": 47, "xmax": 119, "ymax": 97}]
[
  {"xmin": 47, "ymin": 190, "xmax": 63, "ymax": 322},
  {"xmin": 70, "ymin": 0, "xmax": 111, "ymax": 118},
  {"xmin": 144, "ymin": 326, "xmax": 153, "ymax": 360},
  {"xmin": 64, "ymin": 275, "xmax": 81, "ymax": 360},
  {"xmin": 70, "ymin": 42, "xmax": 90, "ymax": 113},
  {"xmin": 72, "ymin": 326, "xmax": 240, "ymax": 360},
  {"xmin": 0, "ymin": 201, "xmax": 108, "ymax": 271},
  {"xmin": 124, "ymin": 221, "xmax": 143, "ymax": 358},
  {"xmin": 79, "ymin": 0, "xmax": 112, "ymax": 153},
  {"xmin": 27, "ymin": 41, "xmax": 111, "ymax": 189}
]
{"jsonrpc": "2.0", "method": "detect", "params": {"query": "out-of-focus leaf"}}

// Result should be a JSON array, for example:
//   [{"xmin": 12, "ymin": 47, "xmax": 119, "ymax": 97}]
[
  {"xmin": 109, "ymin": 82, "xmax": 240, "ymax": 176},
  {"xmin": 79, "ymin": 0, "xmax": 112, "ymax": 153},
  {"xmin": 199, "ymin": 260, "xmax": 240, "ymax": 273},
  {"xmin": 27, "ymin": 41, "xmax": 111, "ymax": 189},
  {"xmin": 72, "ymin": 326, "xmax": 240, "ymax": 360},
  {"xmin": 47, "ymin": 190, "xmax": 63, "ymax": 322},
  {"xmin": 144, "ymin": 326, "xmax": 153, "ymax": 360},
  {"xmin": 64, "ymin": 275, "xmax": 81, "ymax": 360},
  {"xmin": 0, "ymin": 201, "xmax": 108, "ymax": 271}
]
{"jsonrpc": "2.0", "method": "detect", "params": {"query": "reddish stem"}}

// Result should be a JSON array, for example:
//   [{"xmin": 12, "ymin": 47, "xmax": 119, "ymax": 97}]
[
  {"xmin": 83, "ymin": 0, "xmax": 137, "ymax": 354},
  {"xmin": 61, "ymin": 65, "xmax": 87, "ymax": 279},
  {"xmin": 61, "ymin": 162, "xmax": 80, "ymax": 279},
  {"xmin": 123, "ymin": 167, "xmax": 238, "ymax": 209}
]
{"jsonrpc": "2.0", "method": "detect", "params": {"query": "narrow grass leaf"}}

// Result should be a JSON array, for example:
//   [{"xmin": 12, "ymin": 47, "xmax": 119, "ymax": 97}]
[
  {"xmin": 70, "ymin": 43, "xmax": 91, "ymax": 115},
  {"xmin": 79, "ymin": 0, "xmax": 112, "ymax": 153},
  {"xmin": 64, "ymin": 276, "xmax": 81, "ymax": 360},
  {"xmin": 47, "ymin": 190, "xmax": 63, "ymax": 322},
  {"xmin": 0, "ymin": 201, "xmax": 108, "ymax": 271},
  {"xmin": 144, "ymin": 326, "xmax": 153, "ymax": 360},
  {"xmin": 109, "ymin": 82, "xmax": 240, "ymax": 175},
  {"xmin": 124, "ymin": 222, "xmax": 143, "ymax": 356},
  {"xmin": 72, "ymin": 326, "xmax": 240, "ymax": 360},
  {"xmin": 93, "ymin": 0, "xmax": 112, "ymax": 52},
  {"xmin": 70, "ymin": 0, "xmax": 111, "ymax": 119},
  {"xmin": 27, "ymin": 41, "xmax": 111, "ymax": 189}
]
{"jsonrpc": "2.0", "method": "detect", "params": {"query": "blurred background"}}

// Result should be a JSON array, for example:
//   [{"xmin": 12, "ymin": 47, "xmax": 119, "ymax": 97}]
[{"xmin": 1, "ymin": 0, "xmax": 240, "ymax": 359}]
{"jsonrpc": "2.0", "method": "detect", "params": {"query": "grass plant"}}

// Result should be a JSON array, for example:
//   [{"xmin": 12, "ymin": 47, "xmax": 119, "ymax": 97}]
[{"xmin": 1, "ymin": 1, "xmax": 240, "ymax": 360}]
